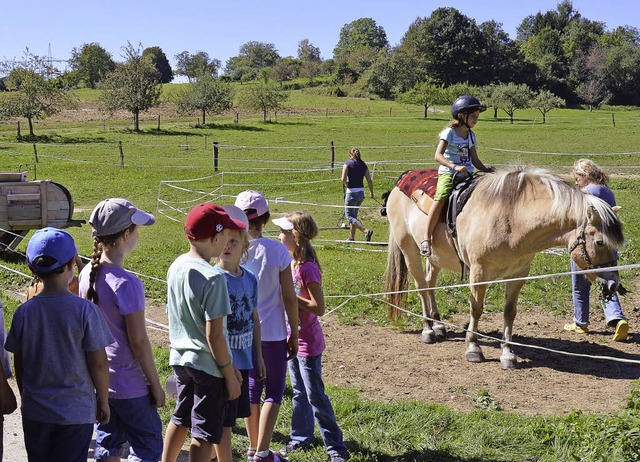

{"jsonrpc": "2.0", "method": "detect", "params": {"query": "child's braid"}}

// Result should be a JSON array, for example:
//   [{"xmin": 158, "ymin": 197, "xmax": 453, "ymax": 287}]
[{"xmin": 86, "ymin": 236, "xmax": 103, "ymax": 304}]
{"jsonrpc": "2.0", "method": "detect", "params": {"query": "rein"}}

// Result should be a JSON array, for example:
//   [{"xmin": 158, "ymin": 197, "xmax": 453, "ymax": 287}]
[{"xmin": 568, "ymin": 225, "xmax": 616, "ymax": 270}]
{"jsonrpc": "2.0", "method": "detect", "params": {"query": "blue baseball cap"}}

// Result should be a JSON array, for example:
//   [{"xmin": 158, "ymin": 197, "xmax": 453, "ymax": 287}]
[{"xmin": 26, "ymin": 227, "xmax": 77, "ymax": 273}]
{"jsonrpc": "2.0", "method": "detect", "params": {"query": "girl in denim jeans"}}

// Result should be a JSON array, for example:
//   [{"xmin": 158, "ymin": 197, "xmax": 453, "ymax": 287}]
[
  {"xmin": 341, "ymin": 147, "xmax": 374, "ymax": 242},
  {"xmin": 273, "ymin": 211, "xmax": 348, "ymax": 462}
]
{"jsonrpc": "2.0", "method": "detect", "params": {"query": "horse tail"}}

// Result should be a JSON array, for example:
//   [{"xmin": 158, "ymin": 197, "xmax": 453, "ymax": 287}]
[{"xmin": 385, "ymin": 224, "xmax": 408, "ymax": 321}]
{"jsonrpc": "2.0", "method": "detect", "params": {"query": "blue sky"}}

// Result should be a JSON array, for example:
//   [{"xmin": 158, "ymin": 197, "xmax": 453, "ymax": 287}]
[{"xmin": 1, "ymin": 0, "xmax": 634, "ymax": 72}]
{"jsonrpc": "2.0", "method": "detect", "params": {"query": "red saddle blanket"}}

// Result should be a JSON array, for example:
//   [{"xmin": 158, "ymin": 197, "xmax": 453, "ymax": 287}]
[{"xmin": 396, "ymin": 169, "xmax": 439, "ymax": 199}]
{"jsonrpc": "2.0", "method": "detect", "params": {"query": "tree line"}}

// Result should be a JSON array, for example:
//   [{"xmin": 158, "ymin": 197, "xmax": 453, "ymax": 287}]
[{"xmin": 0, "ymin": 1, "xmax": 638, "ymax": 135}]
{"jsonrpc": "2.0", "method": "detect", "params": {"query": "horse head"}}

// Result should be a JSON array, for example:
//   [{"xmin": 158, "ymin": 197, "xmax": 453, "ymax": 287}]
[{"xmin": 569, "ymin": 203, "xmax": 623, "ymax": 298}]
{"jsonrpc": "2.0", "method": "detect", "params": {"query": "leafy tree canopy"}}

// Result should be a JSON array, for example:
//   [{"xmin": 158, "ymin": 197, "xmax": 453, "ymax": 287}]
[
  {"xmin": 0, "ymin": 49, "xmax": 74, "ymax": 136},
  {"xmin": 174, "ymin": 72, "xmax": 234, "ymax": 125},
  {"xmin": 175, "ymin": 51, "xmax": 220, "ymax": 82},
  {"xmin": 297, "ymin": 39, "xmax": 322, "ymax": 63},
  {"xmin": 68, "ymin": 42, "xmax": 115, "ymax": 89},
  {"xmin": 238, "ymin": 83, "xmax": 289, "ymax": 122},
  {"xmin": 142, "ymin": 46, "xmax": 173, "ymax": 83},
  {"xmin": 333, "ymin": 18, "xmax": 388, "ymax": 59},
  {"xmin": 99, "ymin": 42, "xmax": 162, "ymax": 132}
]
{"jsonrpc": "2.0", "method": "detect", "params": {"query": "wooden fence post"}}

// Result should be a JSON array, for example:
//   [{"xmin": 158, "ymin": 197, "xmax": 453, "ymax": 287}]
[
  {"xmin": 213, "ymin": 142, "xmax": 219, "ymax": 172},
  {"xmin": 32, "ymin": 142, "xmax": 38, "ymax": 163},
  {"xmin": 119, "ymin": 141, "xmax": 124, "ymax": 168},
  {"xmin": 17, "ymin": 121, "xmax": 21, "ymax": 140},
  {"xmin": 611, "ymin": 112, "xmax": 616, "ymax": 128},
  {"xmin": 330, "ymin": 141, "xmax": 335, "ymax": 173},
  {"xmin": 157, "ymin": 115, "xmax": 161, "ymax": 131}
]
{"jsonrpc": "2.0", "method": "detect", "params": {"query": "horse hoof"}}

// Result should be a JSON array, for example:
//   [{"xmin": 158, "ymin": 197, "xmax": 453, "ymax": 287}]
[
  {"xmin": 433, "ymin": 322, "xmax": 447, "ymax": 341},
  {"xmin": 465, "ymin": 350, "xmax": 485, "ymax": 363},
  {"xmin": 500, "ymin": 353, "xmax": 518, "ymax": 370},
  {"xmin": 421, "ymin": 329, "xmax": 436, "ymax": 344}
]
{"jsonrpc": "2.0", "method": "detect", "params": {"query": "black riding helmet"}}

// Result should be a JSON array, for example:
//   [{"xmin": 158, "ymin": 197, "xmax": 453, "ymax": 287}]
[{"xmin": 450, "ymin": 95, "xmax": 487, "ymax": 119}]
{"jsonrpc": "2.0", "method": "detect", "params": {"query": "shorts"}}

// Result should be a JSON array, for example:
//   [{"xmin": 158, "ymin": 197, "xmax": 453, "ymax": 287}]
[
  {"xmin": 22, "ymin": 418, "xmax": 93, "ymax": 462},
  {"xmin": 171, "ymin": 365, "xmax": 228, "ymax": 444},
  {"xmin": 433, "ymin": 172, "xmax": 467, "ymax": 201},
  {"xmin": 249, "ymin": 340, "xmax": 288, "ymax": 405},
  {"xmin": 344, "ymin": 190, "xmax": 365, "ymax": 225},
  {"xmin": 223, "ymin": 369, "xmax": 251, "ymax": 427},
  {"xmin": 94, "ymin": 394, "xmax": 163, "ymax": 462}
]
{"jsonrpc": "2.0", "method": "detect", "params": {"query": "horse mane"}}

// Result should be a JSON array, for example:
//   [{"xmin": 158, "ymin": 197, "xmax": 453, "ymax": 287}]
[{"xmin": 474, "ymin": 166, "xmax": 624, "ymax": 246}]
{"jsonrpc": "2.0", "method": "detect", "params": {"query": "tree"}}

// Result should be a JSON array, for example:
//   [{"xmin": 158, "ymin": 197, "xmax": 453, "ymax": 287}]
[
  {"xmin": 298, "ymin": 39, "xmax": 323, "ymax": 83},
  {"xmin": 142, "ymin": 46, "xmax": 173, "ymax": 83},
  {"xmin": 394, "ymin": 8, "xmax": 486, "ymax": 87},
  {"xmin": 68, "ymin": 42, "xmax": 116, "ymax": 89},
  {"xmin": 531, "ymin": 89, "xmax": 565, "ymax": 123},
  {"xmin": 399, "ymin": 79, "xmax": 446, "ymax": 118},
  {"xmin": 333, "ymin": 18, "xmax": 388, "ymax": 59},
  {"xmin": 225, "ymin": 42, "xmax": 280, "ymax": 81},
  {"xmin": 99, "ymin": 42, "xmax": 162, "ymax": 132},
  {"xmin": 576, "ymin": 79, "xmax": 605, "ymax": 110},
  {"xmin": 297, "ymin": 39, "xmax": 321, "ymax": 63},
  {"xmin": 269, "ymin": 58, "xmax": 301, "ymax": 85},
  {"xmin": 239, "ymin": 83, "xmax": 289, "ymax": 122},
  {"xmin": 174, "ymin": 73, "xmax": 234, "ymax": 125},
  {"xmin": 0, "ymin": 50, "xmax": 74, "ymax": 136},
  {"xmin": 365, "ymin": 48, "xmax": 395, "ymax": 99},
  {"xmin": 174, "ymin": 51, "xmax": 220, "ymax": 82},
  {"xmin": 492, "ymin": 83, "xmax": 532, "ymax": 124}
]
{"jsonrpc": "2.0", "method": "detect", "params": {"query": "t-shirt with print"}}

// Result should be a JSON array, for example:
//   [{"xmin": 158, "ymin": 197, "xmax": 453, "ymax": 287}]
[
  {"xmin": 243, "ymin": 237, "xmax": 292, "ymax": 342},
  {"xmin": 166, "ymin": 254, "xmax": 231, "ymax": 378},
  {"xmin": 292, "ymin": 260, "xmax": 326, "ymax": 357},
  {"xmin": 78, "ymin": 263, "xmax": 149, "ymax": 399},
  {"xmin": 213, "ymin": 264, "xmax": 258, "ymax": 370},
  {"xmin": 437, "ymin": 127, "xmax": 477, "ymax": 175},
  {"xmin": 5, "ymin": 293, "xmax": 114, "ymax": 424}
]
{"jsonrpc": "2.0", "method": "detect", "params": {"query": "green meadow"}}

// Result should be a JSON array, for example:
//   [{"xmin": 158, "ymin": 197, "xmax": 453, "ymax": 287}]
[{"xmin": 1, "ymin": 87, "xmax": 640, "ymax": 460}]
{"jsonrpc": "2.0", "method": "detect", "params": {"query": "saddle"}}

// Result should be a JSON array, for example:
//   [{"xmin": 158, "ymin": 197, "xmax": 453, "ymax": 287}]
[
  {"xmin": 396, "ymin": 169, "xmax": 439, "ymax": 216},
  {"xmin": 395, "ymin": 169, "xmax": 478, "ymax": 235},
  {"xmin": 396, "ymin": 170, "xmax": 479, "ymax": 277}
]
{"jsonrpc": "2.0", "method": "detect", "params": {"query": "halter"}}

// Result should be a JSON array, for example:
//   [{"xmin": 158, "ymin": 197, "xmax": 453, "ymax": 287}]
[{"xmin": 568, "ymin": 225, "xmax": 616, "ymax": 270}]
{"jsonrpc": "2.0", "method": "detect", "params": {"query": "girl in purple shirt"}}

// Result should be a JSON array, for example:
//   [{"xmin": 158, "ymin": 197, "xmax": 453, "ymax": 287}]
[
  {"xmin": 79, "ymin": 198, "xmax": 165, "ymax": 461},
  {"xmin": 272, "ymin": 211, "xmax": 348, "ymax": 462}
]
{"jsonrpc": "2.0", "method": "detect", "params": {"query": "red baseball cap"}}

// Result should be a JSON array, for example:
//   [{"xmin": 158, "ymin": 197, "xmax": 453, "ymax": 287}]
[{"xmin": 184, "ymin": 203, "xmax": 246, "ymax": 240}]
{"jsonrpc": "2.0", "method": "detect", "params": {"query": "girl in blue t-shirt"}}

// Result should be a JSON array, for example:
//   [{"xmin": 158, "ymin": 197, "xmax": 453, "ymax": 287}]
[{"xmin": 213, "ymin": 205, "xmax": 265, "ymax": 462}]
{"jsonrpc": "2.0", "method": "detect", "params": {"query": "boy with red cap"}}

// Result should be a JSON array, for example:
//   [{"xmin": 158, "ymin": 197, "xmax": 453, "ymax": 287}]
[{"xmin": 162, "ymin": 203, "xmax": 247, "ymax": 462}]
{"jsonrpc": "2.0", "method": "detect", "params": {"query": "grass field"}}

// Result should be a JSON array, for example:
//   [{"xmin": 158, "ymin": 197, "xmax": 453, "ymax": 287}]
[{"xmin": 1, "ymin": 88, "xmax": 640, "ymax": 460}]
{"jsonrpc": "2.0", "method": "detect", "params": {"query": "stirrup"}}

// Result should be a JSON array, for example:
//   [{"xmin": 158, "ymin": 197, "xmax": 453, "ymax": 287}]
[{"xmin": 420, "ymin": 239, "xmax": 432, "ymax": 257}]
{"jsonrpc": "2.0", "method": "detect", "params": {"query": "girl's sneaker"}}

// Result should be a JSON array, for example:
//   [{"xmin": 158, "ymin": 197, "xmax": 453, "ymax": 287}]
[
  {"xmin": 247, "ymin": 450, "xmax": 256, "ymax": 462},
  {"xmin": 253, "ymin": 450, "xmax": 288, "ymax": 462}
]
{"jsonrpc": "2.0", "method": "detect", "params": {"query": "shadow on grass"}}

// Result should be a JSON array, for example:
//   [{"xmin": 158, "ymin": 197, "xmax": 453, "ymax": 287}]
[
  {"xmin": 192, "ymin": 123, "xmax": 266, "ymax": 132},
  {"xmin": 16, "ymin": 134, "xmax": 109, "ymax": 144}
]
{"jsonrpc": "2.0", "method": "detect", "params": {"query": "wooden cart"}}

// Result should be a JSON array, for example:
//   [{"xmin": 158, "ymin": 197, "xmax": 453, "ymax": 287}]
[{"xmin": 0, "ymin": 172, "xmax": 84, "ymax": 251}]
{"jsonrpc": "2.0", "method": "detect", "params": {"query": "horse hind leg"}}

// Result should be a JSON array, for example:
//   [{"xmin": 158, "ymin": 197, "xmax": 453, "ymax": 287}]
[{"xmin": 402, "ymin": 242, "xmax": 443, "ymax": 343}]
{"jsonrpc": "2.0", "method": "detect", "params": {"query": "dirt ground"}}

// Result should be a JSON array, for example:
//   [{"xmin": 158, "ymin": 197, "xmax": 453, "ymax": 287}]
[{"xmin": 143, "ymin": 285, "xmax": 640, "ymax": 417}]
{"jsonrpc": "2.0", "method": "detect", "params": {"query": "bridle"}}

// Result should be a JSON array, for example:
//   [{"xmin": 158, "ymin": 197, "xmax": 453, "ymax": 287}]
[{"xmin": 568, "ymin": 224, "xmax": 616, "ymax": 270}]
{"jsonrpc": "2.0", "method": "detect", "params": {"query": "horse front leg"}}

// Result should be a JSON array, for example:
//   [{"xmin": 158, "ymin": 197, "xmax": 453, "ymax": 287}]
[
  {"xmin": 500, "ymin": 279, "xmax": 526, "ymax": 369},
  {"xmin": 465, "ymin": 282, "xmax": 487, "ymax": 363}
]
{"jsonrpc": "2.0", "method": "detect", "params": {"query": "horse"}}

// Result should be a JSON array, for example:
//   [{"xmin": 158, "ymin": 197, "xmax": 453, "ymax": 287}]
[{"xmin": 384, "ymin": 166, "xmax": 624, "ymax": 369}]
